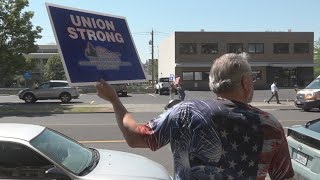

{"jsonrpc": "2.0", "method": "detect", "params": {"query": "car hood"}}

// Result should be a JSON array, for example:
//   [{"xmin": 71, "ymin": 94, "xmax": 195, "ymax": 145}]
[
  {"xmin": 83, "ymin": 149, "xmax": 171, "ymax": 180},
  {"xmin": 298, "ymin": 89, "xmax": 320, "ymax": 94}
]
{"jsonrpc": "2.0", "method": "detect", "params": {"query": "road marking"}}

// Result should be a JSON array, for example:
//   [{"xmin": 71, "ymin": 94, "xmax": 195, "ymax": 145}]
[
  {"xmin": 148, "ymin": 93, "xmax": 156, "ymax": 97},
  {"xmin": 79, "ymin": 140, "xmax": 126, "ymax": 143}
]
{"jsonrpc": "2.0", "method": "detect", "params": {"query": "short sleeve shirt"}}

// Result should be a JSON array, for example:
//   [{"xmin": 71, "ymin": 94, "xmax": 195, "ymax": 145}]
[{"xmin": 138, "ymin": 99, "xmax": 294, "ymax": 180}]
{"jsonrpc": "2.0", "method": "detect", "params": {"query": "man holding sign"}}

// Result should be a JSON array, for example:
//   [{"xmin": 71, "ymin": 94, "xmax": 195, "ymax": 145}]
[{"xmin": 96, "ymin": 53, "xmax": 293, "ymax": 179}]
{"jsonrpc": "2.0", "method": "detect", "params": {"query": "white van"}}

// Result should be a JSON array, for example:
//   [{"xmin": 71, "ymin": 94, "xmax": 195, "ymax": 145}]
[{"xmin": 295, "ymin": 75, "xmax": 320, "ymax": 111}]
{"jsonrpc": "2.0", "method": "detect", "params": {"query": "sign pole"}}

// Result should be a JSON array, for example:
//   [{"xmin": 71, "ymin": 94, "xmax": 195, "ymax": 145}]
[{"xmin": 151, "ymin": 29, "xmax": 154, "ymax": 91}]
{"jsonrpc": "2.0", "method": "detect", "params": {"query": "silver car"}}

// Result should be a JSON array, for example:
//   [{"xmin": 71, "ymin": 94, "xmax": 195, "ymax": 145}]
[
  {"xmin": 287, "ymin": 118, "xmax": 320, "ymax": 179},
  {"xmin": 18, "ymin": 80, "xmax": 80, "ymax": 103},
  {"xmin": 0, "ymin": 123, "xmax": 171, "ymax": 180}
]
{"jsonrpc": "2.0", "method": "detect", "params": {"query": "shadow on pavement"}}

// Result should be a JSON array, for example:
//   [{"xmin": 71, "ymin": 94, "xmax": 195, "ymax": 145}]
[{"xmin": 0, "ymin": 101, "xmax": 84, "ymax": 118}]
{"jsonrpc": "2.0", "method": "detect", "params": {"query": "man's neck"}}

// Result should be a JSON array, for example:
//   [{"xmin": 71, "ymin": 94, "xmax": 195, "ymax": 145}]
[{"xmin": 216, "ymin": 93, "xmax": 248, "ymax": 104}]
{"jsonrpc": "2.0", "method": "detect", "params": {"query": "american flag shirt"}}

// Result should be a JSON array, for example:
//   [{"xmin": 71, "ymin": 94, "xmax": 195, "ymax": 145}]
[{"xmin": 138, "ymin": 99, "xmax": 294, "ymax": 180}]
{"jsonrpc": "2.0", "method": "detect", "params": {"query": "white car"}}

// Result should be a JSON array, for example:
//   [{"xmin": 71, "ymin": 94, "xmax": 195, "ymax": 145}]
[{"xmin": 0, "ymin": 123, "xmax": 171, "ymax": 180}]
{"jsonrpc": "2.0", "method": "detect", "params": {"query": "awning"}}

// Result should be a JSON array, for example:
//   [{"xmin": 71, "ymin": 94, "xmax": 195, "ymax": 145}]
[
  {"xmin": 175, "ymin": 62, "xmax": 212, "ymax": 68},
  {"xmin": 175, "ymin": 62, "xmax": 319, "ymax": 68}
]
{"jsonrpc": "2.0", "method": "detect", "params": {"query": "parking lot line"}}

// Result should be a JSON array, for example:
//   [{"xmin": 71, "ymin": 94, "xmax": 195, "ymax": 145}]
[
  {"xmin": 79, "ymin": 140, "xmax": 126, "ymax": 143},
  {"xmin": 148, "ymin": 93, "xmax": 156, "ymax": 97}
]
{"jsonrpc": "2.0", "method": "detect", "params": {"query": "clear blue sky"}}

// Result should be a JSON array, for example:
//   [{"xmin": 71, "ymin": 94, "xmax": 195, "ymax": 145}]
[{"xmin": 27, "ymin": 0, "xmax": 320, "ymax": 63}]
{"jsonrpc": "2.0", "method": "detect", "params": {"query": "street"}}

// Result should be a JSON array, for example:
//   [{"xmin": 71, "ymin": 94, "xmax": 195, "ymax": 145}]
[{"xmin": 0, "ymin": 90, "xmax": 319, "ymax": 177}]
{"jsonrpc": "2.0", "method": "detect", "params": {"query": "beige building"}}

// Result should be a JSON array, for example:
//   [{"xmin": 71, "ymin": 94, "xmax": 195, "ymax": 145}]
[
  {"xmin": 24, "ymin": 44, "xmax": 58, "ymax": 82},
  {"xmin": 158, "ymin": 31, "xmax": 315, "ymax": 90}
]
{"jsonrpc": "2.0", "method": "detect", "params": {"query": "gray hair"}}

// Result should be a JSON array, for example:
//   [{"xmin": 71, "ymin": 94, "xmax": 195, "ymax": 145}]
[{"xmin": 209, "ymin": 53, "xmax": 251, "ymax": 93}]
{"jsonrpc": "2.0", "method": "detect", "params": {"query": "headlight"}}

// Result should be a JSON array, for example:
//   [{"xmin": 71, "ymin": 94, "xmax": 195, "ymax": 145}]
[{"xmin": 305, "ymin": 92, "xmax": 318, "ymax": 100}]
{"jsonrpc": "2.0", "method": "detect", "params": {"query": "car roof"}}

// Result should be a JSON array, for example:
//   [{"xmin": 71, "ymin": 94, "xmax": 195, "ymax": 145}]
[
  {"xmin": 49, "ymin": 80, "xmax": 68, "ymax": 83},
  {"xmin": 0, "ymin": 123, "xmax": 45, "ymax": 142}
]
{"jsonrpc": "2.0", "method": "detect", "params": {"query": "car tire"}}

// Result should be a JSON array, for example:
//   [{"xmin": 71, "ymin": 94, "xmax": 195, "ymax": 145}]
[
  {"xmin": 60, "ymin": 93, "xmax": 71, "ymax": 103},
  {"xmin": 303, "ymin": 108, "xmax": 311, "ymax": 112},
  {"xmin": 23, "ymin": 93, "xmax": 36, "ymax": 103}
]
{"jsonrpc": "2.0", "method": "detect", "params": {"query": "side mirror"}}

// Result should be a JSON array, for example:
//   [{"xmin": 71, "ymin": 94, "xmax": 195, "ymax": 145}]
[{"xmin": 164, "ymin": 99, "xmax": 182, "ymax": 110}]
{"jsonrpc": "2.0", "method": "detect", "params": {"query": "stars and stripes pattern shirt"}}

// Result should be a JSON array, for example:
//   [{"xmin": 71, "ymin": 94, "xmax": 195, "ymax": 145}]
[{"xmin": 138, "ymin": 99, "xmax": 294, "ymax": 180}]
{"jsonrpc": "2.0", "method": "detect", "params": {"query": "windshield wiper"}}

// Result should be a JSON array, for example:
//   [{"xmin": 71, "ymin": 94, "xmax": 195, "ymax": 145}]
[{"xmin": 79, "ymin": 148, "xmax": 100, "ymax": 176}]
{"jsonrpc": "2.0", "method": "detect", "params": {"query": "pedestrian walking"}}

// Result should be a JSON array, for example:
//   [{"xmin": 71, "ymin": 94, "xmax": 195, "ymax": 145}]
[
  {"xmin": 169, "ymin": 82, "xmax": 177, "ymax": 101},
  {"xmin": 267, "ymin": 81, "xmax": 281, "ymax": 104},
  {"xmin": 177, "ymin": 83, "xmax": 185, "ymax": 100},
  {"xmin": 96, "ymin": 53, "xmax": 293, "ymax": 179},
  {"xmin": 294, "ymin": 84, "xmax": 299, "ymax": 94}
]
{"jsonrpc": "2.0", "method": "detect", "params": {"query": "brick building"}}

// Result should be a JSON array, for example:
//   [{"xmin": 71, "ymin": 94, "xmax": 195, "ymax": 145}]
[{"xmin": 158, "ymin": 31, "xmax": 315, "ymax": 90}]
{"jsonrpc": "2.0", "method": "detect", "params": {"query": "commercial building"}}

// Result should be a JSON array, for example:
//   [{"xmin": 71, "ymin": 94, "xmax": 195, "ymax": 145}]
[
  {"xmin": 158, "ymin": 31, "xmax": 315, "ymax": 90},
  {"xmin": 24, "ymin": 44, "xmax": 58, "ymax": 83}
]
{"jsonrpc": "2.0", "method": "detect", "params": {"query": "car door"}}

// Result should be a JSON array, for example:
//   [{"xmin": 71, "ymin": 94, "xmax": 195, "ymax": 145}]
[
  {"xmin": 0, "ymin": 141, "xmax": 71, "ymax": 180},
  {"xmin": 35, "ymin": 82, "xmax": 51, "ymax": 99}
]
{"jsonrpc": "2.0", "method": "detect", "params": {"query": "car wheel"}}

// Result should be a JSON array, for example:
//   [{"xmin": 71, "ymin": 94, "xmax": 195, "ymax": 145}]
[
  {"xmin": 23, "ymin": 93, "xmax": 36, "ymax": 103},
  {"xmin": 60, "ymin": 93, "xmax": 71, "ymax": 103},
  {"xmin": 303, "ymin": 108, "xmax": 311, "ymax": 112}
]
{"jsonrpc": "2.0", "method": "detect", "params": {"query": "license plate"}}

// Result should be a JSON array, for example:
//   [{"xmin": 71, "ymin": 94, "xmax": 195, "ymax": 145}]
[{"xmin": 295, "ymin": 151, "xmax": 308, "ymax": 165}]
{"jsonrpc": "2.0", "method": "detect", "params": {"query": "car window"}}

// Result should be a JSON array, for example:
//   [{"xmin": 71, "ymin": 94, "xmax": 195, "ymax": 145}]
[
  {"xmin": 305, "ymin": 79, "xmax": 320, "ymax": 89},
  {"xmin": 0, "ymin": 141, "xmax": 53, "ymax": 179},
  {"xmin": 51, "ymin": 82, "xmax": 69, "ymax": 87},
  {"xmin": 31, "ymin": 128, "xmax": 93, "ymax": 175},
  {"xmin": 159, "ymin": 78, "xmax": 169, "ymax": 82},
  {"xmin": 38, "ymin": 82, "xmax": 50, "ymax": 89},
  {"xmin": 306, "ymin": 119, "xmax": 320, "ymax": 133}
]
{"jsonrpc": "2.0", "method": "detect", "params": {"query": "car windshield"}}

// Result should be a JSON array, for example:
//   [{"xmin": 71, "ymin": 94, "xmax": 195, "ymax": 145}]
[
  {"xmin": 305, "ymin": 78, "xmax": 320, "ymax": 89},
  {"xmin": 160, "ymin": 78, "xmax": 169, "ymax": 82},
  {"xmin": 305, "ymin": 119, "xmax": 320, "ymax": 133},
  {"xmin": 30, "ymin": 128, "xmax": 93, "ymax": 175}
]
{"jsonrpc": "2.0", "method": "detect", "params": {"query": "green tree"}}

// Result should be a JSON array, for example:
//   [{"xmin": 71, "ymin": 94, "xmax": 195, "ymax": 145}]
[
  {"xmin": 315, "ymin": 40, "xmax": 320, "ymax": 77},
  {"xmin": 0, "ymin": 0, "xmax": 42, "ymax": 85},
  {"xmin": 44, "ymin": 55, "xmax": 66, "ymax": 80}
]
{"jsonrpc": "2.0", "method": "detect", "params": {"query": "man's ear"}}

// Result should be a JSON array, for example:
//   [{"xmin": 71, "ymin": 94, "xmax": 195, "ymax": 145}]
[{"xmin": 241, "ymin": 75, "xmax": 250, "ymax": 93}]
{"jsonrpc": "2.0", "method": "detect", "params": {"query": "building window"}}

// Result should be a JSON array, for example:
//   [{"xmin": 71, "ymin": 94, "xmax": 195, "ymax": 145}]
[
  {"xmin": 195, "ymin": 72, "xmax": 202, "ymax": 80},
  {"xmin": 294, "ymin": 43, "xmax": 309, "ymax": 53},
  {"xmin": 248, "ymin": 43, "xmax": 264, "ymax": 53},
  {"xmin": 273, "ymin": 43, "xmax": 289, "ymax": 54},
  {"xmin": 180, "ymin": 43, "xmax": 197, "ymax": 54},
  {"xmin": 201, "ymin": 43, "xmax": 218, "ymax": 54},
  {"xmin": 203, "ymin": 72, "xmax": 210, "ymax": 80},
  {"xmin": 182, "ymin": 72, "xmax": 194, "ymax": 80},
  {"xmin": 227, "ymin": 43, "xmax": 243, "ymax": 53},
  {"xmin": 252, "ymin": 70, "xmax": 262, "ymax": 80}
]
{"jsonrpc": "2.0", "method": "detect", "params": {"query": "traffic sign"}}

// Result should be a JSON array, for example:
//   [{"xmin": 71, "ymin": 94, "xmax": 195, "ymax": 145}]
[{"xmin": 23, "ymin": 71, "xmax": 32, "ymax": 80}]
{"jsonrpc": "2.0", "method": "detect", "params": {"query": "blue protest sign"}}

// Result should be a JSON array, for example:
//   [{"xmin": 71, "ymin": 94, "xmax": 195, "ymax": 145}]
[
  {"xmin": 23, "ymin": 71, "xmax": 32, "ymax": 80},
  {"xmin": 46, "ymin": 3, "xmax": 146, "ymax": 86}
]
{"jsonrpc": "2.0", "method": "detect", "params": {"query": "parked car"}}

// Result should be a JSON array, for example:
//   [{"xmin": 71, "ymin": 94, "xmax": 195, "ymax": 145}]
[
  {"xmin": 111, "ymin": 84, "xmax": 128, "ymax": 97},
  {"xmin": 155, "ymin": 78, "xmax": 170, "ymax": 95},
  {"xmin": 0, "ymin": 123, "xmax": 171, "ymax": 180},
  {"xmin": 287, "ymin": 118, "xmax": 320, "ymax": 179},
  {"xmin": 295, "ymin": 75, "xmax": 320, "ymax": 111},
  {"xmin": 18, "ymin": 80, "xmax": 80, "ymax": 103}
]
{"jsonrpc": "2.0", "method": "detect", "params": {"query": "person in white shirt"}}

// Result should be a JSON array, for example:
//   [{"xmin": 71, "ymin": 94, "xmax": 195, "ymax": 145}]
[{"xmin": 267, "ymin": 81, "xmax": 281, "ymax": 104}]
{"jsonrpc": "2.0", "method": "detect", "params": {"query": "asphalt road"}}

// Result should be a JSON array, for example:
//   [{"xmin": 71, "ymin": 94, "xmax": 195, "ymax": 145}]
[
  {"xmin": 0, "ymin": 88, "xmax": 299, "ymax": 104},
  {"xmin": 0, "ymin": 109, "xmax": 319, "ymax": 177}
]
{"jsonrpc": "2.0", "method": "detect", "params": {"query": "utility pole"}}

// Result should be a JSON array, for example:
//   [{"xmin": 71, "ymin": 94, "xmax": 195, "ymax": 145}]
[{"xmin": 151, "ymin": 29, "xmax": 154, "ymax": 91}]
